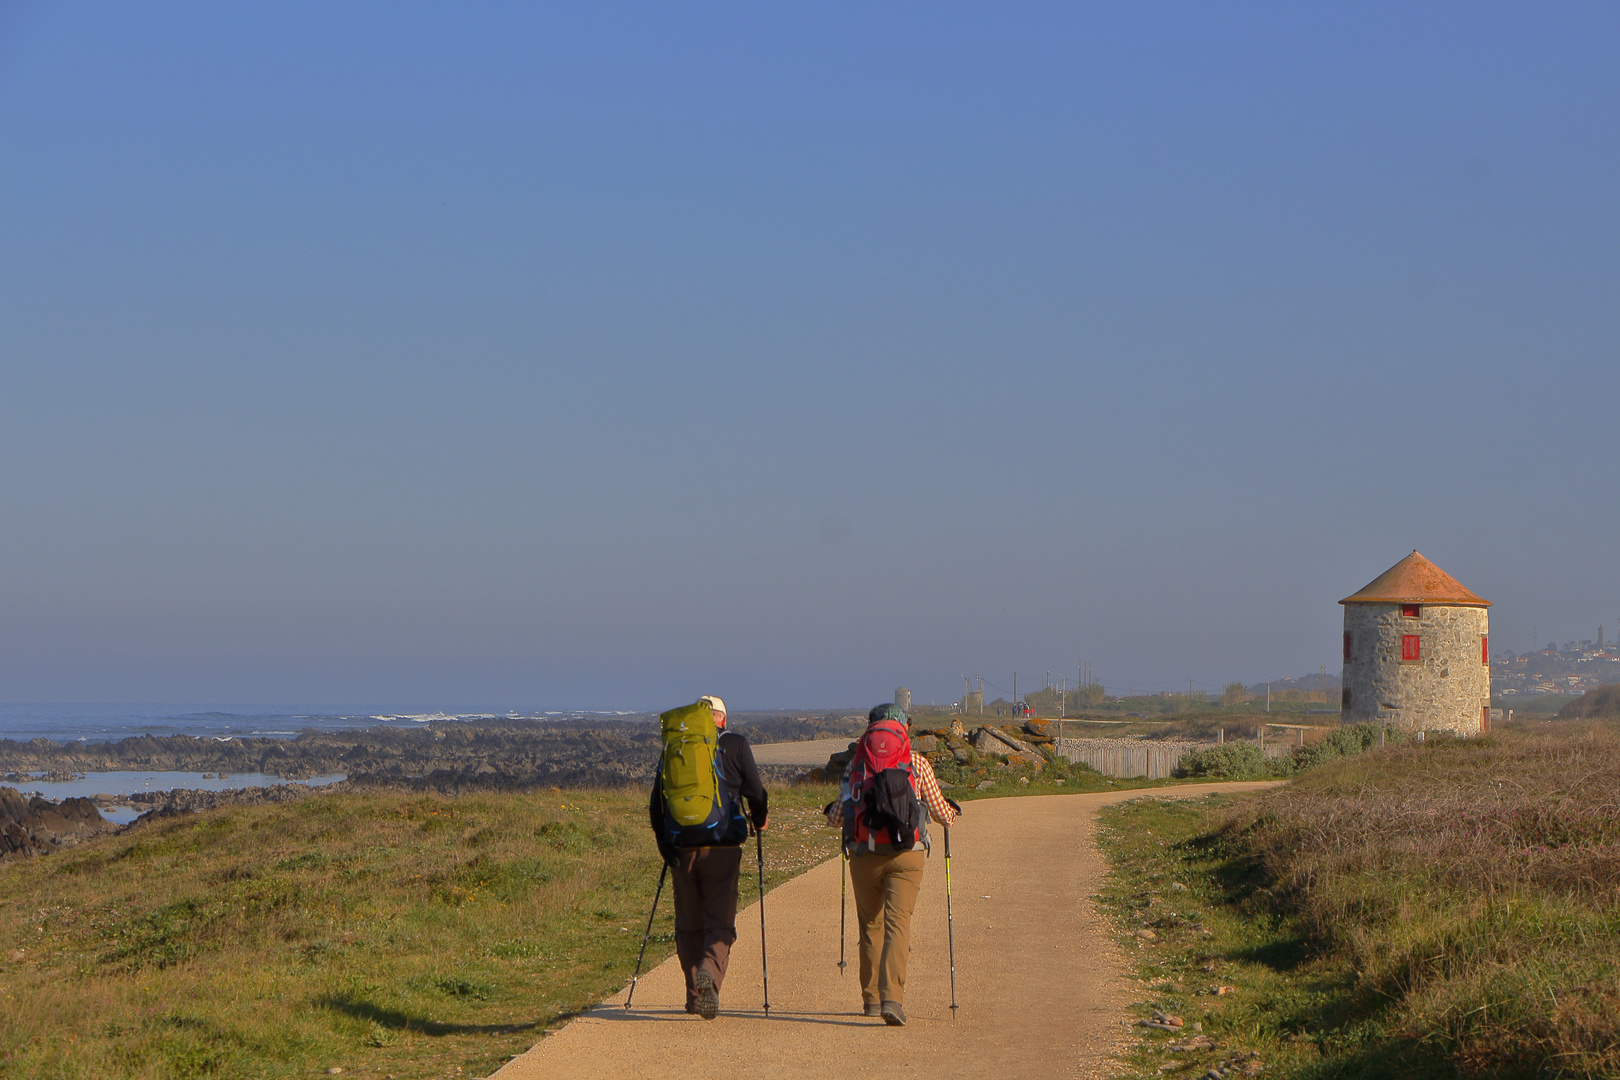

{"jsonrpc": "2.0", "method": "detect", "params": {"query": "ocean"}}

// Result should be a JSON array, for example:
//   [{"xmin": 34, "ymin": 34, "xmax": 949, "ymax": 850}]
[{"xmin": 0, "ymin": 703, "xmax": 628, "ymax": 745}]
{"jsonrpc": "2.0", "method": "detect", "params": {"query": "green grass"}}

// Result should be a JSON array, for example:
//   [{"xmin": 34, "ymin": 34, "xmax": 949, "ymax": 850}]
[
  {"xmin": 0, "ymin": 737, "xmax": 1197, "ymax": 1079},
  {"xmin": 0, "ymin": 784, "xmax": 845, "ymax": 1080},
  {"xmin": 1097, "ymin": 723, "xmax": 1620, "ymax": 1080}
]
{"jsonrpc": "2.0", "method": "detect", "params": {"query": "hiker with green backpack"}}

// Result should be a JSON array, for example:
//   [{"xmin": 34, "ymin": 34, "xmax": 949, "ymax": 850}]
[{"xmin": 648, "ymin": 695, "xmax": 768, "ymax": 1020}]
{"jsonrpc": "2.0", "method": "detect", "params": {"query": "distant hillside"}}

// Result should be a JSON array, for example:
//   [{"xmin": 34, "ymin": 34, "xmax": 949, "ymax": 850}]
[
  {"xmin": 1560, "ymin": 682, "xmax": 1620, "ymax": 720},
  {"xmin": 1246, "ymin": 672, "xmax": 1341, "ymax": 696}
]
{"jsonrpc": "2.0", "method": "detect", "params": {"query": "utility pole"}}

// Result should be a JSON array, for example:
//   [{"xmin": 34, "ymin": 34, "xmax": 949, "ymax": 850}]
[
  {"xmin": 1013, "ymin": 672, "xmax": 1017, "ymax": 713},
  {"xmin": 1267, "ymin": 681, "xmax": 1271, "ymax": 713}
]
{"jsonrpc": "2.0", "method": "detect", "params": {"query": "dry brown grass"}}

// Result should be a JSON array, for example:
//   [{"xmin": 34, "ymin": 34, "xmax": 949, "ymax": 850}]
[{"xmin": 1222, "ymin": 722, "xmax": 1620, "ymax": 1077}]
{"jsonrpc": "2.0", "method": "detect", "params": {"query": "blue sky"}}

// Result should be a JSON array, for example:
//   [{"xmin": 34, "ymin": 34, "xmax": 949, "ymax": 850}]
[{"xmin": 1, "ymin": 3, "xmax": 1616, "ymax": 708}]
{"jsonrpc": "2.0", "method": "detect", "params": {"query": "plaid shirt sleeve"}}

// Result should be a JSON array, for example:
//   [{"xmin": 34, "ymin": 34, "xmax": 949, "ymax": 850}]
[{"xmin": 911, "ymin": 752, "xmax": 957, "ymax": 826}]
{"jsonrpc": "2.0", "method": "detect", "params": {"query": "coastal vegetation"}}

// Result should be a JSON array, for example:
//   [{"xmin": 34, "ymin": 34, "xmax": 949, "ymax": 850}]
[
  {"xmin": 1172, "ymin": 722, "xmax": 1410, "ymax": 781},
  {"xmin": 0, "ymin": 747, "xmax": 1159, "ymax": 1080},
  {"xmin": 0, "ymin": 784, "xmax": 851, "ymax": 1080},
  {"xmin": 1099, "ymin": 719, "xmax": 1620, "ymax": 1079}
]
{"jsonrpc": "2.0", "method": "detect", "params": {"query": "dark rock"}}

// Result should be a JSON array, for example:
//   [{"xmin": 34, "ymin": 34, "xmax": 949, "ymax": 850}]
[{"xmin": 0, "ymin": 786, "xmax": 114, "ymax": 861}]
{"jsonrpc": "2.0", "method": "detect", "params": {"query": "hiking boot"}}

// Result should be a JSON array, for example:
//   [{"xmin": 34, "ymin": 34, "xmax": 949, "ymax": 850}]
[
  {"xmin": 863, "ymin": 1002, "xmax": 882, "ymax": 1017},
  {"xmin": 693, "ymin": 969, "xmax": 720, "ymax": 1020},
  {"xmin": 880, "ymin": 1001, "xmax": 906, "ymax": 1026}
]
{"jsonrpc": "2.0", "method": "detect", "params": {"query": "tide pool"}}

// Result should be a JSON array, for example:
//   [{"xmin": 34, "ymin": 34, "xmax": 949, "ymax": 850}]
[{"xmin": 3, "ymin": 771, "xmax": 347, "ymax": 825}]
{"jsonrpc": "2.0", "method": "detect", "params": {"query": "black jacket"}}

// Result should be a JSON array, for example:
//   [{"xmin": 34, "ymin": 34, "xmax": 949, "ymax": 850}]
[{"xmin": 649, "ymin": 730, "xmax": 768, "ymax": 862}]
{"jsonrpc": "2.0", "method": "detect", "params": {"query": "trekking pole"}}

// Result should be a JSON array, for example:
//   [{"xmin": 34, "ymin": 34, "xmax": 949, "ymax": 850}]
[
  {"xmin": 756, "ymin": 827, "xmax": 771, "ymax": 1016},
  {"xmin": 945, "ymin": 798, "xmax": 962, "ymax": 1019},
  {"xmin": 625, "ymin": 862, "xmax": 668, "ymax": 1010},
  {"xmin": 838, "ymin": 848, "xmax": 848, "ymax": 975}
]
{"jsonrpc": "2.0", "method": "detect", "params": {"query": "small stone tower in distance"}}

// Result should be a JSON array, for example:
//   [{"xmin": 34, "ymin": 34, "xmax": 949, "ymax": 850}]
[
  {"xmin": 1340, "ymin": 551, "xmax": 1491, "ymax": 735},
  {"xmin": 894, "ymin": 687, "xmax": 911, "ymax": 713}
]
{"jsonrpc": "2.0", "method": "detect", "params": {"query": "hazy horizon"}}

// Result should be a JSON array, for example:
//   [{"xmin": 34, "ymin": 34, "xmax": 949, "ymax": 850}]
[{"xmin": 2, "ymin": 4, "xmax": 1616, "ymax": 709}]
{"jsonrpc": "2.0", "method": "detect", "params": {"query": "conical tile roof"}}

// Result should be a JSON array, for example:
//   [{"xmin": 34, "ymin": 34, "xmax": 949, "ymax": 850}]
[{"xmin": 1340, "ymin": 551, "xmax": 1490, "ymax": 607}]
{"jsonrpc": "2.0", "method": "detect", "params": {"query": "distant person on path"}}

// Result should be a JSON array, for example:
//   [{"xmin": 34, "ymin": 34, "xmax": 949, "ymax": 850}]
[
  {"xmin": 649, "ymin": 695, "xmax": 768, "ymax": 1019},
  {"xmin": 828, "ymin": 703, "xmax": 959, "ymax": 1026}
]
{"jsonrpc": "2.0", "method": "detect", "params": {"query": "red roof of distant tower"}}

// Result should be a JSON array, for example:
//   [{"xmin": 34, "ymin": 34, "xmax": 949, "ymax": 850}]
[{"xmin": 1340, "ymin": 551, "xmax": 1491, "ymax": 607}]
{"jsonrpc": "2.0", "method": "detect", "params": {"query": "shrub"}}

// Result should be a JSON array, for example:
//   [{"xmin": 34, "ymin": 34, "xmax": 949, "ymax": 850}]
[
  {"xmin": 1560, "ymin": 681, "xmax": 1620, "ymax": 720},
  {"xmin": 1287, "ymin": 721, "xmax": 1408, "ymax": 771},
  {"xmin": 1175, "ymin": 722, "xmax": 1408, "ymax": 780},
  {"xmin": 1173, "ymin": 742, "xmax": 1292, "ymax": 780}
]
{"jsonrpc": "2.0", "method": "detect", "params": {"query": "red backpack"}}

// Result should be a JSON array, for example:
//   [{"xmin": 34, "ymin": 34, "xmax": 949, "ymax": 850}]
[{"xmin": 842, "ymin": 719, "xmax": 924, "ymax": 853}]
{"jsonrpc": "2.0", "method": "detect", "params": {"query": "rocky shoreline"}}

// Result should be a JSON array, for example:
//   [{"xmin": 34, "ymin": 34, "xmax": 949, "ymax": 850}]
[
  {"xmin": 1, "ymin": 786, "xmax": 117, "ymax": 861},
  {"xmin": 0, "ymin": 714, "xmax": 868, "ymax": 861},
  {"xmin": 0, "ymin": 713, "xmax": 864, "ymax": 789}
]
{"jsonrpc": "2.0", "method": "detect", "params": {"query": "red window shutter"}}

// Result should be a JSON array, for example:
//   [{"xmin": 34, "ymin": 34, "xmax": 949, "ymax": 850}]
[
  {"xmin": 1482, "ymin": 636, "xmax": 1489, "ymax": 664},
  {"xmin": 1344, "ymin": 631, "xmax": 1353, "ymax": 661},
  {"xmin": 1482, "ymin": 705, "xmax": 1491, "ymax": 732},
  {"xmin": 1402, "ymin": 635, "xmax": 1421, "ymax": 662},
  {"xmin": 1402, "ymin": 604, "xmax": 1420, "ymax": 618}
]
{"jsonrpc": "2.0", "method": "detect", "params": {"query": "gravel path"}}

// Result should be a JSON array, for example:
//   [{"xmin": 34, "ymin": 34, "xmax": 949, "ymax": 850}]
[
  {"xmin": 493, "ymin": 781, "xmax": 1278, "ymax": 1080},
  {"xmin": 748, "ymin": 737, "xmax": 854, "ymax": 766}
]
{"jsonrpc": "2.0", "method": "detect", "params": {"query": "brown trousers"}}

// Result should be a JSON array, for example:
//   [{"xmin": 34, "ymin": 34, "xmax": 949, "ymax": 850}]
[
  {"xmin": 849, "ymin": 849, "xmax": 926, "ymax": 1005},
  {"xmin": 671, "ymin": 845, "xmax": 742, "ymax": 1007}
]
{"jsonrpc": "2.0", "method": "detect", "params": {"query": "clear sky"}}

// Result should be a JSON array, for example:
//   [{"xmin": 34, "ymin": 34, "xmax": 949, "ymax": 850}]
[{"xmin": 1, "ymin": 3, "xmax": 1616, "ymax": 709}]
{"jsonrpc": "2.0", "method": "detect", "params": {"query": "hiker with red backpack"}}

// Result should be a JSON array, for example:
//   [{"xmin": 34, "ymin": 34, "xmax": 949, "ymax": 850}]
[
  {"xmin": 827, "ymin": 703, "xmax": 960, "ymax": 1026},
  {"xmin": 648, "ymin": 695, "xmax": 768, "ymax": 1020}
]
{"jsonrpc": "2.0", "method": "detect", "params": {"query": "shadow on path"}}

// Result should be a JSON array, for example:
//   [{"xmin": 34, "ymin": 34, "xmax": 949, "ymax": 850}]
[
  {"xmin": 318, "ymin": 993, "xmax": 545, "ymax": 1037},
  {"xmin": 589, "ymin": 1006, "xmax": 870, "ymax": 1029}
]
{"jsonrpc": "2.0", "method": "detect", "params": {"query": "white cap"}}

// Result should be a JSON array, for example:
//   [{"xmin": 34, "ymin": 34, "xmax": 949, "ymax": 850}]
[{"xmin": 699, "ymin": 695, "xmax": 727, "ymax": 724}]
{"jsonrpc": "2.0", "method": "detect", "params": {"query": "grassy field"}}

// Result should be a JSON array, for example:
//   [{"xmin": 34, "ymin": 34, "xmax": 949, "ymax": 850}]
[
  {"xmin": 1096, "ymin": 720, "xmax": 1620, "ymax": 1080},
  {"xmin": 0, "ymin": 784, "xmax": 854, "ymax": 1080},
  {"xmin": 0, "ymin": 719, "xmax": 1248, "ymax": 1080},
  {"xmin": 0, "ymin": 747, "xmax": 1167, "ymax": 1080}
]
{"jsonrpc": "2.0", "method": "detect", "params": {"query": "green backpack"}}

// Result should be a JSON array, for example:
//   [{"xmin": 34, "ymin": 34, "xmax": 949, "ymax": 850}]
[{"xmin": 659, "ymin": 700, "xmax": 740, "ymax": 845}]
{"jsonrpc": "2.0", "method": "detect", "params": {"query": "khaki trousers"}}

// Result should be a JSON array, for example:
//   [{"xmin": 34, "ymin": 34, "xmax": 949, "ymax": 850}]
[
  {"xmin": 672, "ymin": 846, "xmax": 742, "ymax": 1008},
  {"xmin": 849, "ymin": 849, "xmax": 925, "ymax": 1006}
]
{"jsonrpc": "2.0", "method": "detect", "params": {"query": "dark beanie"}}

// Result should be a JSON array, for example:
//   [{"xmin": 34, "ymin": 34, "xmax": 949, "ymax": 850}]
[{"xmin": 869, "ymin": 702, "xmax": 908, "ymax": 725}]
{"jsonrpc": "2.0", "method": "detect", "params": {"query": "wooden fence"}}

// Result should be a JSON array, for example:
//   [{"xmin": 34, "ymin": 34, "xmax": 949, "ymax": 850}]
[{"xmin": 1055, "ymin": 739, "xmax": 1200, "ymax": 779}]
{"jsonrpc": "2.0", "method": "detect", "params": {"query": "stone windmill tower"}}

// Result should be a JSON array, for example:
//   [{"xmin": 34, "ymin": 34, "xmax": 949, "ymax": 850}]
[{"xmin": 1340, "ymin": 550, "xmax": 1492, "ymax": 735}]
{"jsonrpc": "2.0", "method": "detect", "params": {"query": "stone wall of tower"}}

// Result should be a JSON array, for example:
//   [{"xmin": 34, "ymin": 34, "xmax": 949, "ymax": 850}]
[{"xmin": 1341, "ymin": 603, "xmax": 1490, "ymax": 734}]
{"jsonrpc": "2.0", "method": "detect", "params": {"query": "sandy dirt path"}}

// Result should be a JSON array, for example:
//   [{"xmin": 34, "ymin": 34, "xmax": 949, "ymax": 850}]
[
  {"xmin": 494, "ymin": 782, "xmax": 1277, "ymax": 1080},
  {"xmin": 749, "ymin": 737, "xmax": 855, "ymax": 766}
]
